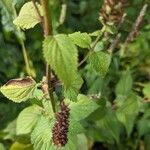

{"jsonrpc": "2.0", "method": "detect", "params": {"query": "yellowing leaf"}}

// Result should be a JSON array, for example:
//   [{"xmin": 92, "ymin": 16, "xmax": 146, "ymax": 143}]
[
  {"xmin": 0, "ymin": 77, "xmax": 36, "ymax": 103},
  {"xmin": 13, "ymin": 2, "xmax": 43, "ymax": 29}
]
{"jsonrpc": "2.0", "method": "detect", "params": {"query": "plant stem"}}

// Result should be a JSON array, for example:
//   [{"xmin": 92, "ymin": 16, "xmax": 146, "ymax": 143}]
[
  {"xmin": 40, "ymin": 0, "xmax": 56, "ymax": 112},
  {"xmin": 124, "ymin": 4, "xmax": 148, "ymax": 49},
  {"xmin": 20, "ymin": 39, "xmax": 32, "ymax": 75},
  {"xmin": 13, "ymin": 3, "xmax": 33, "ymax": 76},
  {"xmin": 78, "ymin": 27, "xmax": 106, "ymax": 67}
]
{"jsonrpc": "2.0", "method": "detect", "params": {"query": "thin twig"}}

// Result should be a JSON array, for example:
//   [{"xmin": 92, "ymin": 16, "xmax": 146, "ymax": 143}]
[
  {"xmin": 124, "ymin": 4, "xmax": 148, "ymax": 49},
  {"xmin": 117, "ymin": 13, "xmax": 126, "ymax": 29},
  {"xmin": 108, "ymin": 33, "xmax": 121, "ymax": 53}
]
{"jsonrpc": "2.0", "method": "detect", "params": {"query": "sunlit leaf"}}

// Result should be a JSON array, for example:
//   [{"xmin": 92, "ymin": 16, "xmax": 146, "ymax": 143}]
[
  {"xmin": 89, "ymin": 51, "xmax": 111, "ymax": 77},
  {"xmin": 13, "ymin": 2, "xmax": 43, "ymax": 29},
  {"xmin": 68, "ymin": 32, "xmax": 91, "ymax": 48},
  {"xmin": 0, "ymin": 77, "xmax": 37, "ymax": 103},
  {"xmin": 17, "ymin": 105, "xmax": 42, "ymax": 135},
  {"xmin": 43, "ymin": 34, "xmax": 78, "ymax": 87}
]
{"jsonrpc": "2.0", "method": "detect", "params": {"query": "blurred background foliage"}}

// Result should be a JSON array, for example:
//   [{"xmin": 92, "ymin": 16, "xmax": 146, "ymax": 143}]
[{"xmin": 0, "ymin": 0, "xmax": 150, "ymax": 150}]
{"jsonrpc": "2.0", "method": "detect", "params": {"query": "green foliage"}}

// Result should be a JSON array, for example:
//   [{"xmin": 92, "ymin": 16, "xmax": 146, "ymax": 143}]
[
  {"xmin": 0, "ymin": 0, "xmax": 150, "ymax": 149},
  {"xmin": 115, "ymin": 71, "xmax": 133, "ymax": 98},
  {"xmin": 64, "ymin": 74, "xmax": 83, "ymax": 101},
  {"xmin": 0, "ymin": 77, "xmax": 37, "ymax": 103},
  {"xmin": 68, "ymin": 32, "xmax": 92, "ymax": 48},
  {"xmin": 43, "ymin": 34, "xmax": 78, "ymax": 87},
  {"xmin": 68, "ymin": 94, "xmax": 99, "ymax": 121},
  {"xmin": 13, "ymin": 2, "xmax": 43, "ymax": 29},
  {"xmin": 89, "ymin": 51, "xmax": 111, "ymax": 77},
  {"xmin": 16, "ymin": 105, "xmax": 42, "ymax": 135},
  {"xmin": 143, "ymin": 83, "xmax": 150, "ymax": 98}
]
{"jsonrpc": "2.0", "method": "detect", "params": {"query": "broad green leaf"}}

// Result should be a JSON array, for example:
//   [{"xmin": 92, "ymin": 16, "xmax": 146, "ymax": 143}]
[
  {"xmin": 68, "ymin": 94, "xmax": 99, "ymax": 121},
  {"xmin": 43, "ymin": 34, "xmax": 78, "ymax": 87},
  {"xmin": 69, "ymin": 119, "xmax": 85, "ymax": 135},
  {"xmin": 10, "ymin": 142, "xmax": 33, "ymax": 150},
  {"xmin": 31, "ymin": 116, "xmax": 55, "ymax": 150},
  {"xmin": 13, "ymin": 2, "xmax": 43, "ymax": 29},
  {"xmin": 96, "ymin": 110, "xmax": 120, "ymax": 144},
  {"xmin": 31, "ymin": 116, "xmax": 77, "ymax": 150},
  {"xmin": 143, "ymin": 83, "xmax": 150, "ymax": 98},
  {"xmin": 115, "ymin": 71, "xmax": 133, "ymax": 98},
  {"xmin": 68, "ymin": 32, "xmax": 91, "ymax": 48},
  {"xmin": 89, "ymin": 51, "xmax": 111, "ymax": 77},
  {"xmin": 138, "ymin": 118, "xmax": 150, "ymax": 137},
  {"xmin": 116, "ymin": 94, "xmax": 141, "ymax": 136},
  {"xmin": 17, "ymin": 105, "xmax": 42, "ymax": 135},
  {"xmin": 77, "ymin": 134, "xmax": 88, "ymax": 150},
  {"xmin": 0, "ymin": 143, "xmax": 5, "ymax": 150},
  {"xmin": 0, "ymin": 77, "xmax": 37, "ymax": 103},
  {"xmin": 64, "ymin": 74, "xmax": 83, "ymax": 101}
]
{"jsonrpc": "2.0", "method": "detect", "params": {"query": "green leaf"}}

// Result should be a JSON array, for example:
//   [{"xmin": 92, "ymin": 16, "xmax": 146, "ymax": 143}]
[
  {"xmin": 115, "ymin": 71, "xmax": 133, "ymax": 98},
  {"xmin": 138, "ymin": 118, "xmax": 150, "ymax": 137},
  {"xmin": 13, "ymin": 2, "xmax": 43, "ymax": 29},
  {"xmin": 143, "ymin": 83, "xmax": 150, "ymax": 98},
  {"xmin": 96, "ymin": 110, "xmax": 120, "ymax": 144},
  {"xmin": 69, "ymin": 119, "xmax": 85, "ymax": 135},
  {"xmin": 77, "ymin": 134, "xmax": 88, "ymax": 150},
  {"xmin": 16, "ymin": 105, "xmax": 42, "ymax": 135},
  {"xmin": 68, "ymin": 32, "xmax": 91, "ymax": 48},
  {"xmin": 31, "ymin": 116, "xmax": 55, "ymax": 150},
  {"xmin": 31, "ymin": 116, "xmax": 77, "ymax": 150},
  {"xmin": 89, "ymin": 51, "xmax": 111, "ymax": 77},
  {"xmin": 68, "ymin": 94, "xmax": 99, "ymax": 121},
  {"xmin": 64, "ymin": 74, "xmax": 83, "ymax": 101},
  {"xmin": 116, "ymin": 94, "xmax": 141, "ymax": 136},
  {"xmin": 0, "ymin": 77, "xmax": 37, "ymax": 103},
  {"xmin": 3, "ymin": 120, "xmax": 16, "ymax": 140},
  {"xmin": 10, "ymin": 142, "xmax": 33, "ymax": 150},
  {"xmin": 0, "ymin": 143, "xmax": 5, "ymax": 150},
  {"xmin": 43, "ymin": 34, "xmax": 78, "ymax": 87}
]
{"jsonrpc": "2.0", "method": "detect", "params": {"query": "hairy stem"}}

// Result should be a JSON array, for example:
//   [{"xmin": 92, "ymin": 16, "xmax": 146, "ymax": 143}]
[{"xmin": 40, "ymin": 0, "xmax": 56, "ymax": 112}]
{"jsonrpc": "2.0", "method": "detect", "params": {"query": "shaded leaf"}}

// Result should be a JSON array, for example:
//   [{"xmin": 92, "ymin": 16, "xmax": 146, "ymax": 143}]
[
  {"xmin": 115, "ymin": 71, "xmax": 133, "ymax": 98},
  {"xmin": 96, "ymin": 110, "xmax": 120, "ymax": 144},
  {"xmin": 116, "ymin": 94, "xmax": 141, "ymax": 136}
]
